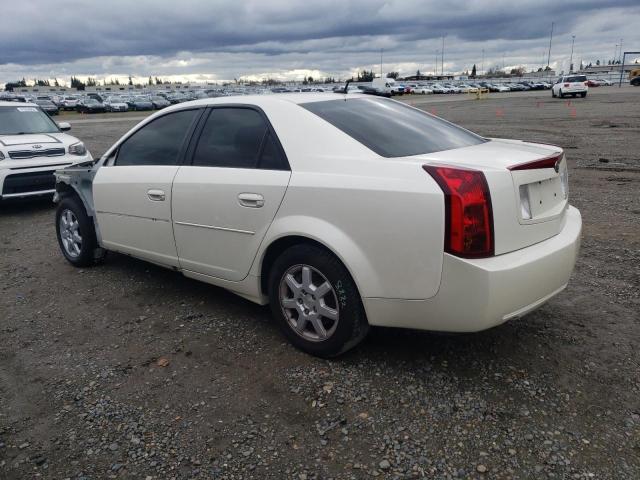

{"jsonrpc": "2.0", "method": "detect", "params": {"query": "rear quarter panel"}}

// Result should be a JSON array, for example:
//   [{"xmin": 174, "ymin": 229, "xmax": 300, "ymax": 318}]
[{"xmin": 254, "ymin": 162, "xmax": 445, "ymax": 300}]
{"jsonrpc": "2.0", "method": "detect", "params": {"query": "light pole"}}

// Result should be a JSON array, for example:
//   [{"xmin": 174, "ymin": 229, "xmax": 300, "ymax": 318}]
[
  {"xmin": 380, "ymin": 48, "xmax": 383, "ymax": 78},
  {"xmin": 619, "ymin": 38, "xmax": 623, "ymax": 63},
  {"xmin": 546, "ymin": 22, "xmax": 554, "ymax": 70},
  {"xmin": 481, "ymin": 49, "xmax": 485, "ymax": 76},
  {"xmin": 569, "ymin": 35, "xmax": 575, "ymax": 73},
  {"xmin": 441, "ymin": 35, "xmax": 445, "ymax": 76},
  {"xmin": 435, "ymin": 50, "xmax": 439, "ymax": 77}
]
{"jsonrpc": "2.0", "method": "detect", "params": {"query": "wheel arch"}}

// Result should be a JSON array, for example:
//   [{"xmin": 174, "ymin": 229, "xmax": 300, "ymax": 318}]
[{"xmin": 255, "ymin": 223, "xmax": 377, "ymax": 301}]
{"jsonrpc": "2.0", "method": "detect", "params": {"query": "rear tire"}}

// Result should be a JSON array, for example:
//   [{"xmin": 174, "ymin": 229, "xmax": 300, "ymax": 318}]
[
  {"xmin": 56, "ymin": 196, "xmax": 105, "ymax": 267},
  {"xmin": 268, "ymin": 244, "xmax": 369, "ymax": 358},
  {"xmin": 580, "ymin": 92, "xmax": 587, "ymax": 98}
]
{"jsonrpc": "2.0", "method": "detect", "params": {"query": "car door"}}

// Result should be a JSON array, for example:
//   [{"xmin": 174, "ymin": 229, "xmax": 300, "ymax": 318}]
[
  {"xmin": 172, "ymin": 106, "xmax": 291, "ymax": 281},
  {"xmin": 93, "ymin": 108, "xmax": 201, "ymax": 266}
]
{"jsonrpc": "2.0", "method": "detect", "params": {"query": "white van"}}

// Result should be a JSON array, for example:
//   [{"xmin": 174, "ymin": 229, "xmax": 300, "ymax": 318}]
[{"xmin": 372, "ymin": 77, "xmax": 397, "ymax": 94}]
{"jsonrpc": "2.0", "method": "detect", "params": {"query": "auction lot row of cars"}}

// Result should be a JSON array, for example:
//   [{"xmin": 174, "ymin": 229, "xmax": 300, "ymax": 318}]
[{"xmin": 0, "ymin": 75, "xmax": 620, "ymax": 115}]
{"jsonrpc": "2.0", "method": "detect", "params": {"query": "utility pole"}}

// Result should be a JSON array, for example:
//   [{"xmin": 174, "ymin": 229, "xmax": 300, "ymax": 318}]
[
  {"xmin": 546, "ymin": 22, "xmax": 554, "ymax": 69},
  {"xmin": 481, "ymin": 49, "xmax": 485, "ymax": 76},
  {"xmin": 435, "ymin": 50, "xmax": 439, "ymax": 77},
  {"xmin": 619, "ymin": 38, "xmax": 623, "ymax": 63},
  {"xmin": 380, "ymin": 48, "xmax": 383, "ymax": 77},
  {"xmin": 569, "ymin": 35, "xmax": 575, "ymax": 73},
  {"xmin": 441, "ymin": 35, "xmax": 445, "ymax": 76},
  {"xmin": 502, "ymin": 53, "xmax": 505, "ymax": 71}
]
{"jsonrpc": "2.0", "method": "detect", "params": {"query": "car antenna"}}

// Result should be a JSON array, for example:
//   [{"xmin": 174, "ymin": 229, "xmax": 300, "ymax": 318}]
[{"xmin": 342, "ymin": 79, "xmax": 352, "ymax": 100}]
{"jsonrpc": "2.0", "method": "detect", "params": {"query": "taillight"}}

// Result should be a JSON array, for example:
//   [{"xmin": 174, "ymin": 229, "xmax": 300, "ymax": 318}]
[
  {"xmin": 508, "ymin": 153, "xmax": 562, "ymax": 171},
  {"xmin": 423, "ymin": 165, "xmax": 494, "ymax": 258},
  {"xmin": 564, "ymin": 83, "xmax": 570, "ymax": 87},
  {"xmin": 584, "ymin": 81, "xmax": 588, "ymax": 86}
]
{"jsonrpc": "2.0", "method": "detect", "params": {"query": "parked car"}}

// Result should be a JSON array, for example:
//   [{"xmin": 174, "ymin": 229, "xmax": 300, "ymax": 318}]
[
  {"xmin": 0, "ymin": 101, "xmax": 92, "ymax": 201},
  {"xmin": 128, "ymin": 96, "xmax": 154, "ymax": 111},
  {"xmin": 586, "ymin": 79, "xmax": 600, "ymax": 87},
  {"xmin": 150, "ymin": 96, "xmax": 171, "ymax": 109},
  {"xmin": 552, "ymin": 75, "xmax": 588, "ymax": 98},
  {"xmin": 53, "ymin": 94, "xmax": 581, "ymax": 357},
  {"xmin": 104, "ymin": 97, "xmax": 129, "ymax": 112},
  {"xmin": 412, "ymin": 85, "xmax": 433, "ymax": 94},
  {"xmin": 631, "ymin": 76, "xmax": 640, "ymax": 86},
  {"xmin": 33, "ymin": 99, "xmax": 59, "ymax": 115},
  {"xmin": 77, "ymin": 98, "xmax": 106, "ymax": 113},
  {"xmin": 61, "ymin": 96, "xmax": 79, "ymax": 111},
  {"xmin": 458, "ymin": 84, "xmax": 477, "ymax": 93},
  {"xmin": 596, "ymin": 78, "xmax": 612, "ymax": 86}
]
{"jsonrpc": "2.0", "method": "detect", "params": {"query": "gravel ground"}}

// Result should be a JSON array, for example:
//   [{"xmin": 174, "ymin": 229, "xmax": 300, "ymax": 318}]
[{"xmin": 1, "ymin": 88, "xmax": 639, "ymax": 479}]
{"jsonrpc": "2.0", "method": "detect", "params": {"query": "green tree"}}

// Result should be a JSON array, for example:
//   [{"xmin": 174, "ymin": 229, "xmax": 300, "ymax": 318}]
[
  {"xmin": 386, "ymin": 71, "xmax": 399, "ymax": 79},
  {"xmin": 128, "ymin": 75, "xmax": 133, "ymax": 85},
  {"xmin": 471, "ymin": 64, "xmax": 477, "ymax": 78},
  {"xmin": 70, "ymin": 76, "xmax": 86, "ymax": 90},
  {"xmin": 4, "ymin": 78, "xmax": 27, "ymax": 91},
  {"xmin": 148, "ymin": 76, "xmax": 153, "ymax": 85},
  {"xmin": 86, "ymin": 77, "xmax": 97, "ymax": 87}
]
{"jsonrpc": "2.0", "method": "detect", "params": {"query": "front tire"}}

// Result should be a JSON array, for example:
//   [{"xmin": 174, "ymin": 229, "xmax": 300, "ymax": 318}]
[
  {"xmin": 559, "ymin": 89, "xmax": 564, "ymax": 98},
  {"xmin": 268, "ymin": 244, "xmax": 369, "ymax": 358},
  {"xmin": 56, "ymin": 196, "xmax": 105, "ymax": 267}
]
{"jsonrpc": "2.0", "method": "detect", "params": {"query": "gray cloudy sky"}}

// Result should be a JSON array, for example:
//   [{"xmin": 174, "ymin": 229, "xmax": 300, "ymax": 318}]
[{"xmin": 1, "ymin": 0, "xmax": 638, "ymax": 85}]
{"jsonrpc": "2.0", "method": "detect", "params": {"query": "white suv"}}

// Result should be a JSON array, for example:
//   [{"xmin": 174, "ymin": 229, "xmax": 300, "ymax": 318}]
[
  {"xmin": 552, "ymin": 75, "xmax": 588, "ymax": 98},
  {"xmin": 0, "ymin": 101, "xmax": 92, "ymax": 201}
]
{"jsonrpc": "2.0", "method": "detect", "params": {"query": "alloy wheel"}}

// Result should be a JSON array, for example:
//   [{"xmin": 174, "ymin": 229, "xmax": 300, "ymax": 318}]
[
  {"xmin": 59, "ymin": 209, "xmax": 82, "ymax": 258},
  {"xmin": 279, "ymin": 264, "xmax": 339, "ymax": 342}
]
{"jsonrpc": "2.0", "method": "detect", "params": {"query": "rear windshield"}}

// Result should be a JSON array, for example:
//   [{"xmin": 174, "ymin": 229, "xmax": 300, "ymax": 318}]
[
  {"xmin": 566, "ymin": 75, "xmax": 587, "ymax": 82},
  {"xmin": 301, "ymin": 97, "xmax": 485, "ymax": 157}
]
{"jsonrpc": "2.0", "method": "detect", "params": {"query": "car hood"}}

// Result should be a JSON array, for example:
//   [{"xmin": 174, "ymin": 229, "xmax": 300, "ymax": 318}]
[{"xmin": 0, "ymin": 132, "xmax": 79, "ymax": 149}]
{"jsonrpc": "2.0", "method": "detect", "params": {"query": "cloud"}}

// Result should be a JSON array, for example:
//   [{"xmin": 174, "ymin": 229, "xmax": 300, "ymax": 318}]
[{"xmin": 1, "ymin": 0, "xmax": 638, "ymax": 84}]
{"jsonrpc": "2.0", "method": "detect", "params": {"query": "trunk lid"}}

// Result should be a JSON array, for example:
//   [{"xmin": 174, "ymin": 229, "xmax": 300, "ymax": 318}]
[{"xmin": 414, "ymin": 138, "xmax": 569, "ymax": 255}]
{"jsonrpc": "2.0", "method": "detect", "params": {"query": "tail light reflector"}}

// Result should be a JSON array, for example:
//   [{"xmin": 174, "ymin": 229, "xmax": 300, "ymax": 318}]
[
  {"xmin": 564, "ymin": 83, "xmax": 570, "ymax": 87},
  {"xmin": 423, "ymin": 165, "xmax": 494, "ymax": 258}
]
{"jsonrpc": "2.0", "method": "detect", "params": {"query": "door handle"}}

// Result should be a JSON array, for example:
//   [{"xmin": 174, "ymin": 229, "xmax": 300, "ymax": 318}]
[
  {"xmin": 238, "ymin": 193, "xmax": 264, "ymax": 208},
  {"xmin": 147, "ymin": 189, "xmax": 166, "ymax": 201}
]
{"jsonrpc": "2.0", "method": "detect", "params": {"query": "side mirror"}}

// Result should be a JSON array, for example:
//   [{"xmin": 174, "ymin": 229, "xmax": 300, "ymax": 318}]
[{"xmin": 58, "ymin": 122, "xmax": 71, "ymax": 131}]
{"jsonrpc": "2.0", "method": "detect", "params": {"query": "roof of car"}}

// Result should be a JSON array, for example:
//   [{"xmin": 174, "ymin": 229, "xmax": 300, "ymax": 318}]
[{"xmin": 159, "ymin": 93, "xmax": 362, "ymax": 114}]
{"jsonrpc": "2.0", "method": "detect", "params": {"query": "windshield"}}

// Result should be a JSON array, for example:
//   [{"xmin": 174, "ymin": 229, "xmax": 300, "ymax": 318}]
[
  {"xmin": 567, "ymin": 75, "xmax": 587, "ymax": 82},
  {"xmin": 0, "ymin": 106, "xmax": 59, "ymax": 135},
  {"xmin": 301, "ymin": 97, "xmax": 486, "ymax": 157}
]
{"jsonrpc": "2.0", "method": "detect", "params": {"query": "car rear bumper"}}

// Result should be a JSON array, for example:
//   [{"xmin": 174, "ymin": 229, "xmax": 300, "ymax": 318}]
[{"xmin": 363, "ymin": 206, "xmax": 582, "ymax": 332}]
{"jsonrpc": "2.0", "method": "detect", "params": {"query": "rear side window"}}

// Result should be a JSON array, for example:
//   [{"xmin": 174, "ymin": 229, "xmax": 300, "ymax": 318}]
[
  {"xmin": 567, "ymin": 75, "xmax": 587, "ymax": 82},
  {"xmin": 116, "ymin": 109, "xmax": 198, "ymax": 166},
  {"xmin": 301, "ymin": 97, "xmax": 485, "ymax": 158},
  {"xmin": 192, "ymin": 107, "xmax": 288, "ymax": 170}
]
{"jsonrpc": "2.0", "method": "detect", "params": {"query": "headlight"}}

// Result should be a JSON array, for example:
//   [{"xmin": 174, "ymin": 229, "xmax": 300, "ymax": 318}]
[
  {"xmin": 69, "ymin": 141, "xmax": 87, "ymax": 156},
  {"xmin": 0, "ymin": 151, "xmax": 5, "ymax": 161}
]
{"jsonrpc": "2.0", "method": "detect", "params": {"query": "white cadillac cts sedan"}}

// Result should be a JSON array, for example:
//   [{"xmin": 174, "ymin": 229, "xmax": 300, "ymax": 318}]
[{"xmin": 54, "ymin": 94, "xmax": 581, "ymax": 357}]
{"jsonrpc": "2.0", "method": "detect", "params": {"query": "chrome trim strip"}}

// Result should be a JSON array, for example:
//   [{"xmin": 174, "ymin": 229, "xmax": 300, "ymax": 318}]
[
  {"xmin": 95, "ymin": 211, "xmax": 170, "ymax": 223},
  {"xmin": 2, "ymin": 189, "xmax": 55, "ymax": 199},
  {"xmin": 174, "ymin": 221, "xmax": 255, "ymax": 235}
]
